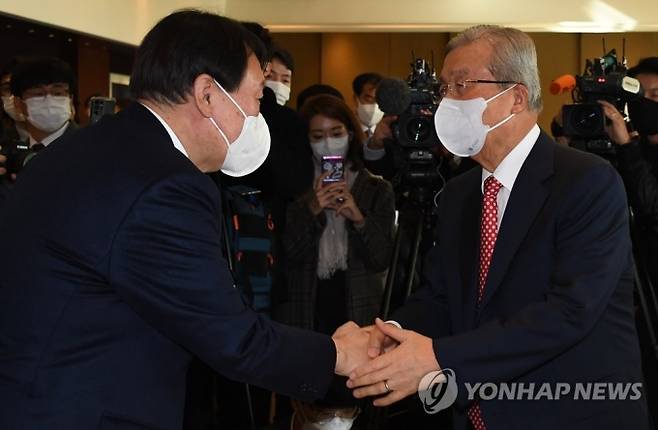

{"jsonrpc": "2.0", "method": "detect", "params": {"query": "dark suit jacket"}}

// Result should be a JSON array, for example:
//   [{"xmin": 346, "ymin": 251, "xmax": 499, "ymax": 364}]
[
  {"xmin": 0, "ymin": 104, "xmax": 335, "ymax": 430},
  {"xmin": 395, "ymin": 132, "xmax": 649, "ymax": 429},
  {"xmin": 0, "ymin": 121, "xmax": 78, "ymax": 212}
]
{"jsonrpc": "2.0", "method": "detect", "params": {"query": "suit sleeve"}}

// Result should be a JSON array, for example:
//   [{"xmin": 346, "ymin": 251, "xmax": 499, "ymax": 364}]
[
  {"xmin": 108, "ymin": 172, "xmax": 335, "ymax": 401},
  {"xmin": 434, "ymin": 163, "xmax": 632, "ymax": 398}
]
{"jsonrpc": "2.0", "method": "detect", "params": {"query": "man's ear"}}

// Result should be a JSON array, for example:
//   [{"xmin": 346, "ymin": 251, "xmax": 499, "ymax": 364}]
[
  {"xmin": 193, "ymin": 74, "xmax": 217, "ymax": 118},
  {"xmin": 511, "ymin": 84, "xmax": 529, "ymax": 114}
]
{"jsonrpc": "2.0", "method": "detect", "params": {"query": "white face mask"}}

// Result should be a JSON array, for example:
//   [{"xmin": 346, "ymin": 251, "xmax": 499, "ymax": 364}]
[
  {"xmin": 264, "ymin": 80, "xmax": 291, "ymax": 106},
  {"xmin": 2, "ymin": 95, "xmax": 25, "ymax": 122},
  {"xmin": 310, "ymin": 135, "xmax": 349, "ymax": 161},
  {"xmin": 24, "ymin": 95, "xmax": 71, "ymax": 133},
  {"xmin": 356, "ymin": 102, "xmax": 384, "ymax": 128},
  {"xmin": 208, "ymin": 79, "xmax": 271, "ymax": 177},
  {"xmin": 434, "ymin": 84, "xmax": 517, "ymax": 157},
  {"xmin": 302, "ymin": 417, "xmax": 356, "ymax": 430}
]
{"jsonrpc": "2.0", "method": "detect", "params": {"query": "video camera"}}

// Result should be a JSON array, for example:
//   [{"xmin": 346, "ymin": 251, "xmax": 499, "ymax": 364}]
[
  {"xmin": 556, "ymin": 42, "xmax": 643, "ymax": 155},
  {"xmin": 393, "ymin": 57, "xmax": 441, "ymax": 150},
  {"xmin": 376, "ymin": 56, "xmax": 444, "ymax": 199}
]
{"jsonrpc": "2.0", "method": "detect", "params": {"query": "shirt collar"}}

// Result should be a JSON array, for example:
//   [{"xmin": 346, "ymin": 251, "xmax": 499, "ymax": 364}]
[
  {"xmin": 481, "ymin": 124, "xmax": 540, "ymax": 193},
  {"xmin": 361, "ymin": 123, "xmax": 375, "ymax": 134},
  {"xmin": 141, "ymin": 103, "xmax": 190, "ymax": 159},
  {"xmin": 29, "ymin": 121, "xmax": 69, "ymax": 148}
]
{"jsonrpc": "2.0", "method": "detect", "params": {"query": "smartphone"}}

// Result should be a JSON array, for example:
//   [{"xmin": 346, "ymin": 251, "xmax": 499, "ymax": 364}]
[
  {"xmin": 321, "ymin": 155, "xmax": 345, "ymax": 184},
  {"xmin": 89, "ymin": 97, "xmax": 116, "ymax": 125}
]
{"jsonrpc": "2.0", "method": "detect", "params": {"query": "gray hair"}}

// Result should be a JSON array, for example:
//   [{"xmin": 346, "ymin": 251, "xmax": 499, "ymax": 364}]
[{"xmin": 446, "ymin": 25, "xmax": 543, "ymax": 112}]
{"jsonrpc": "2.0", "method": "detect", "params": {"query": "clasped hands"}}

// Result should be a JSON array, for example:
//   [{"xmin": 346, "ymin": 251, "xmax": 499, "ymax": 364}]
[{"xmin": 332, "ymin": 318, "xmax": 440, "ymax": 407}]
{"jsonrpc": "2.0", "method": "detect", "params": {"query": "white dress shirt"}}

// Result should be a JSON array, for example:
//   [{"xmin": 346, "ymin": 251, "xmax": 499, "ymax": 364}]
[
  {"xmin": 362, "ymin": 123, "xmax": 388, "ymax": 161},
  {"xmin": 29, "ymin": 121, "xmax": 69, "ymax": 148},
  {"xmin": 481, "ymin": 124, "xmax": 540, "ymax": 228},
  {"xmin": 141, "ymin": 103, "xmax": 190, "ymax": 159}
]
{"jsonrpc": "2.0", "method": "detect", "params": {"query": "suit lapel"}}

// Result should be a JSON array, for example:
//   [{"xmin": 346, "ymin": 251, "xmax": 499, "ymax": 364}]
[{"xmin": 478, "ymin": 133, "xmax": 555, "ymax": 310}]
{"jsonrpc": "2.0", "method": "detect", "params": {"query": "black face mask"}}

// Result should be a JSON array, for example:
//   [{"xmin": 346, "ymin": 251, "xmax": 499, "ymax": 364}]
[{"xmin": 628, "ymin": 97, "xmax": 658, "ymax": 136}]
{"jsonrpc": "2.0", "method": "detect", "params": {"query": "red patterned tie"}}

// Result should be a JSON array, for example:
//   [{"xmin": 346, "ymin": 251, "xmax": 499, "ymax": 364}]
[{"xmin": 468, "ymin": 175, "xmax": 503, "ymax": 430}]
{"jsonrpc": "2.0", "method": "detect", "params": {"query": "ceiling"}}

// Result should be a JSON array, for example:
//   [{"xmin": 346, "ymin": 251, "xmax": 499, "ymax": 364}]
[{"xmin": 1, "ymin": 0, "xmax": 657, "ymax": 46}]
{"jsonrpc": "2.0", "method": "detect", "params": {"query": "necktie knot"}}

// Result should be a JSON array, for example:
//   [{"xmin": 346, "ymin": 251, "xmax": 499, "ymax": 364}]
[{"xmin": 484, "ymin": 176, "xmax": 502, "ymax": 197}]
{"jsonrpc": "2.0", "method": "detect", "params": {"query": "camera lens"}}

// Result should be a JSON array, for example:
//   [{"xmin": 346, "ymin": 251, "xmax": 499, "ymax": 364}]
[
  {"xmin": 573, "ymin": 105, "xmax": 603, "ymax": 134},
  {"xmin": 405, "ymin": 116, "xmax": 433, "ymax": 145},
  {"xmin": 562, "ymin": 103, "xmax": 606, "ymax": 138}
]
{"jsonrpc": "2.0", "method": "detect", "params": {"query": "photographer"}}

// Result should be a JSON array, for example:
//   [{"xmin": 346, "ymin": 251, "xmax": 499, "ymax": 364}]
[
  {"xmin": 598, "ymin": 57, "xmax": 658, "ymax": 289},
  {"xmin": 599, "ymin": 58, "xmax": 658, "ymax": 421},
  {"xmin": 1, "ymin": 59, "xmax": 23, "ymax": 192},
  {"xmin": 1, "ymin": 59, "xmax": 28, "ymax": 144}
]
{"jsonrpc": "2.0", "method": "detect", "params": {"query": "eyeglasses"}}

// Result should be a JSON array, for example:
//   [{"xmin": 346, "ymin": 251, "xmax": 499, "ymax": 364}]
[{"xmin": 438, "ymin": 79, "xmax": 518, "ymax": 98}]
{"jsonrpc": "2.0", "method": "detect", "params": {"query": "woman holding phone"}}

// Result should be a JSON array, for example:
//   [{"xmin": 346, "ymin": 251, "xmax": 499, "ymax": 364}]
[
  {"xmin": 279, "ymin": 93, "xmax": 395, "ymax": 334},
  {"xmin": 275, "ymin": 94, "xmax": 395, "ymax": 428}
]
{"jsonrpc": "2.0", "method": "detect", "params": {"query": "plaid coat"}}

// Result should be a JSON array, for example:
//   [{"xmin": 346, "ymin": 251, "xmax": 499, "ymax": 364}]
[{"xmin": 274, "ymin": 169, "xmax": 395, "ymax": 329}]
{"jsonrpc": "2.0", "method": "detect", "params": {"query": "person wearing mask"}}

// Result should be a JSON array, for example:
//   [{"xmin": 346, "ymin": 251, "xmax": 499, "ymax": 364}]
[
  {"xmin": 0, "ymin": 57, "xmax": 77, "ymax": 211},
  {"xmin": 352, "ymin": 73, "xmax": 384, "ymax": 138},
  {"xmin": 351, "ymin": 25, "xmax": 649, "ymax": 430},
  {"xmin": 0, "ymin": 11, "xmax": 371, "ymax": 430},
  {"xmin": 0, "ymin": 61, "xmax": 22, "ymax": 200},
  {"xmin": 597, "ymin": 57, "xmax": 658, "ymax": 288},
  {"xmin": 265, "ymin": 47, "xmax": 294, "ymax": 106},
  {"xmin": 352, "ymin": 72, "xmax": 402, "ymax": 181},
  {"xmin": 9, "ymin": 56, "xmax": 77, "ymax": 150},
  {"xmin": 1, "ymin": 59, "xmax": 28, "ymax": 143},
  {"xmin": 597, "ymin": 57, "xmax": 658, "ymax": 419},
  {"xmin": 278, "ymin": 94, "xmax": 395, "ymax": 429}
]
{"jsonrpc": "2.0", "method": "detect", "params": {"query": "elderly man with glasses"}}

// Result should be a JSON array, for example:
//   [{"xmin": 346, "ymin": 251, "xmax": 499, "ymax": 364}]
[{"xmin": 351, "ymin": 25, "xmax": 650, "ymax": 430}]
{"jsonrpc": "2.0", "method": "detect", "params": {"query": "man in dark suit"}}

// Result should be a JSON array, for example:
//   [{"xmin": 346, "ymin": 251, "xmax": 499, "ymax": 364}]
[
  {"xmin": 9, "ymin": 56, "xmax": 78, "ymax": 150},
  {"xmin": 348, "ymin": 25, "xmax": 650, "ymax": 429},
  {"xmin": 0, "ymin": 57, "xmax": 77, "ymax": 209},
  {"xmin": 0, "ymin": 11, "xmax": 370, "ymax": 430}
]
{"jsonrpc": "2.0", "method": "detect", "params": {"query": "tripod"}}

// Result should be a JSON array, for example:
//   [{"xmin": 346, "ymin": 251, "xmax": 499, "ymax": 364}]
[
  {"xmin": 360, "ymin": 185, "xmax": 442, "ymax": 430},
  {"xmin": 381, "ymin": 185, "xmax": 439, "ymax": 319}
]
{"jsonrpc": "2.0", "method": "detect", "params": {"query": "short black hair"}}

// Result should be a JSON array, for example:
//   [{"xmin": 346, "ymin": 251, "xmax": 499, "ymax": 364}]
[
  {"xmin": 10, "ymin": 56, "xmax": 75, "ymax": 98},
  {"xmin": 130, "ymin": 10, "xmax": 267, "ymax": 105},
  {"xmin": 241, "ymin": 21, "xmax": 274, "ymax": 60},
  {"xmin": 352, "ymin": 72, "xmax": 383, "ymax": 96},
  {"xmin": 296, "ymin": 84, "xmax": 344, "ymax": 111},
  {"xmin": 628, "ymin": 57, "xmax": 658, "ymax": 78},
  {"xmin": 271, "ymin": 47, "xmax": 294, "ymax": 73}
]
